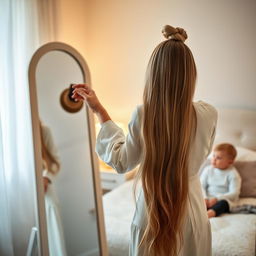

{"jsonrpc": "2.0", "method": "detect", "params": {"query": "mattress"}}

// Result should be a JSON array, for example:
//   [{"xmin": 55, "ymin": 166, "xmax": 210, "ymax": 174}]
[{"xmin": 103, "ymin": 180, "xmax": 135, "ymax": 256}]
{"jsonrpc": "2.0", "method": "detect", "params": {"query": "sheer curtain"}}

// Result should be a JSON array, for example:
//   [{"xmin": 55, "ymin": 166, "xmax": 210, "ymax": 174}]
[{"xmin": 0, "ymin": 0, "xmax": 56, "ymax": 255}]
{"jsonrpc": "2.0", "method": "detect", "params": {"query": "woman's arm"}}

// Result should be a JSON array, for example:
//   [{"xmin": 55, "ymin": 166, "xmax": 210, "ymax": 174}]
[
  {"xmin": 72, "ymin": 84, "xmax": 142, "ymax": 173},
  {"xmin": 96, "ymin": 107, "xmax": 142, "ymax": 173}
]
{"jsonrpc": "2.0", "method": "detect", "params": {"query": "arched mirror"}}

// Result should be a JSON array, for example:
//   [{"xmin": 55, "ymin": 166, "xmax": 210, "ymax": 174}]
[{"xmin": 28, "ymin": 42, "xmax": 108, "ymax": 256}]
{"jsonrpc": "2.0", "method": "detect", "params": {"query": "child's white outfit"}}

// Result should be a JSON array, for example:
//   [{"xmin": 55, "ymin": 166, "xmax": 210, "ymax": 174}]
[
  {"xmin": 200, "ymin": 165, "xmax": 242, "ymax": 208},
  {"xmin": 96, "ymin": 101, "xmax": 217, "ymax": 256}
]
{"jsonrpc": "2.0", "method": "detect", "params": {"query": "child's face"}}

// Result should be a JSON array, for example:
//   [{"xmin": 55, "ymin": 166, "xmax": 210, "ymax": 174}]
[{"xmin": 211, "ymin": 150, "xmax": 234, "ymax": 170}]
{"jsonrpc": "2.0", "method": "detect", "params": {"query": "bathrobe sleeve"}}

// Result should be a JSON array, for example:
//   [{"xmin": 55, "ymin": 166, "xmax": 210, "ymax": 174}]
[
  {"xmin": 200, "ymin": 166, "xmax": 210, "ymax": 198},
  {"xmin": 96, "ymin": 106, "xmax": 142, "ymax": 173}
]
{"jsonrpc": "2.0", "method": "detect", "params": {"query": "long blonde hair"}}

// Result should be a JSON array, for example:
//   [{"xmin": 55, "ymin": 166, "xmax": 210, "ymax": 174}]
[
  {"xmin": 40, "ymin": 122, "xmax": 60, "ymax": 174},
  {"xmin": 136, "ymin": 25, "xmax": 197, "ymax": 256}
]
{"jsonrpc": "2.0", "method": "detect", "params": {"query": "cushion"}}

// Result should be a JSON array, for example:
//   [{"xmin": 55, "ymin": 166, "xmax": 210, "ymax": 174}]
[
  {"xmin": 234, "ymin": 161, "xmax": 256, "ymax": 198},
  {"xmin": 235, "ymin": 146, "xmax": 256, "ymax": 161}
]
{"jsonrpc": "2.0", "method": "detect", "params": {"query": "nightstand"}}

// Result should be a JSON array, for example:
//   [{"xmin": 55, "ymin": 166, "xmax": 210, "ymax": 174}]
[{"xmin": 100, "ymin": 164, "xmax": 136, "ymax": 192}]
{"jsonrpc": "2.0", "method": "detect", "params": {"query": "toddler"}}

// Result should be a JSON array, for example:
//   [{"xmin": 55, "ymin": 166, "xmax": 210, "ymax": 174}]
[{"xmin": 200, "ymin": 143, "xmax": 241, "ymax": 218}]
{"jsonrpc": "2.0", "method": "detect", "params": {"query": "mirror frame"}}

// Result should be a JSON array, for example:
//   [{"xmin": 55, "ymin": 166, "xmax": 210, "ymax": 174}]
[{"xmin": 28, "ymin": 42, "xmax": 108, "ymax": 256}]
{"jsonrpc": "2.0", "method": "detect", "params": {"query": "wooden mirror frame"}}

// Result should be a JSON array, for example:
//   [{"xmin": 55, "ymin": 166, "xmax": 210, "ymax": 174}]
[{"xmin": 28, "ymin": 42, "xmax": 108, "ymax": 256}]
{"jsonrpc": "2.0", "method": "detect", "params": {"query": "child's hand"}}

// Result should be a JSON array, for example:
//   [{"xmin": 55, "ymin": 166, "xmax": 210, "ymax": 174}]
[
  {"xmin": 72, "ymin": 84, "xmax": 103, "ymax": 113},
  {"xmin": 208, "ymin": 198, "xmax": 217, "ymax": 208}
]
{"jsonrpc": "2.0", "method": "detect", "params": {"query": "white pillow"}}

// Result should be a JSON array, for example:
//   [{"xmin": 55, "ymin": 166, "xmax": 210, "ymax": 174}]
[{"xmin": 235, "ymin": 146, "xmax": 256, "ymax": 161}]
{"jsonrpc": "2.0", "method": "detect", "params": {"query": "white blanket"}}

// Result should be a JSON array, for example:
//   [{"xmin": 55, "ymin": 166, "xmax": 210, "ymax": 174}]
[
  {"xmin": 103, "ymin": 180, "xmax": 256, "ymax": 256},
  {"xmin": 211, "ymin": 214, "xmax": 256, "ymax": 256}
]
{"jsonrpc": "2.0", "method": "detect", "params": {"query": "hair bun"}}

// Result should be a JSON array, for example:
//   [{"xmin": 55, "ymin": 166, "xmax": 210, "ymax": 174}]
[{"xmin": 162, "ymin": 25, "xmax": 188, "ymax": 42}]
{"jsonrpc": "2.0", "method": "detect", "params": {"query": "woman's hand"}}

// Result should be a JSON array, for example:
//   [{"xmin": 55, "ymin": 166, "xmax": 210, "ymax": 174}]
[
  {"xmin": 72, "ymin": 84, "xmax": 102, "ymax": 113},
  {"xmin": 71, "ymin": 84, "xmax": 111, "ymax": 124}
]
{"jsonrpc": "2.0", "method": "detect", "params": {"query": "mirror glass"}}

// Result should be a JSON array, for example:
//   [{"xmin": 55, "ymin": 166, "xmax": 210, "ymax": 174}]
[{"xmin": 35, "ymin": 50, "xmax": 100, "ymax": 256}]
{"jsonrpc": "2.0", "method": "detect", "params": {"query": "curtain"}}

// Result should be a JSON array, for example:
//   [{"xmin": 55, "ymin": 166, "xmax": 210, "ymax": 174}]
[
  {"xmin": 38, "ymin": 0, "xmax": 58, "ymax": 43},
  {"xmin": 0, "ymin": 0, "xmax": 56, "ymax": 255}
]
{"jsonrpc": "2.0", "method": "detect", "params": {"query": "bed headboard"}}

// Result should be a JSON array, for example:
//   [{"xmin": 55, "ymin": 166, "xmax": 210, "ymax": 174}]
[{"xmin": 214, "ymin": 108, "xmax": 256, "ymax": 151}]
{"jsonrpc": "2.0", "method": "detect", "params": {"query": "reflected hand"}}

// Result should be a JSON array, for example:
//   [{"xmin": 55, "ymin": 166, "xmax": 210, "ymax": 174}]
[
  {"xmin": 71, "ymin": 84, "xmax": 102, "ymax": 113},
  {"xmin": 43, "ymin": 177, "xmax": 50, "ymax": 193}
]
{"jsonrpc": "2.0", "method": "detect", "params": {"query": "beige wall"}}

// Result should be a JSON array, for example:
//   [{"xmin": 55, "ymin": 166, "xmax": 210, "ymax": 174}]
[
  {"xmin": 57, "ymin": 0, "xmax": 256, "ymax": 125},
  {"xmin": 169, "ymin": 0, "xmax": 256, "ymax": 110},
  {"xmin": 56, "ymin": 0, "xmax": 89, "ymax": 64}
]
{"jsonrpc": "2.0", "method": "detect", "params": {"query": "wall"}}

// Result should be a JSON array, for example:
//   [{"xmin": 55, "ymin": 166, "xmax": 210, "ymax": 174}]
[
  {"xmin": 169, "ymin": 0, "xmax": 256, "ymax": 110},
  {"xmin": 57, "ymin": 0, "xmax": 256, "ymax": 126},
  {"xmin": 56, "ymin": 0, "xmax": 90, "ymax": 57}
]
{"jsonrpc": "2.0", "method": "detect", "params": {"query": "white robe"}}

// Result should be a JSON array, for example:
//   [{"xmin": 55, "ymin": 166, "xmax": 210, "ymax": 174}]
[{"xmin": 96, "ymin": 101, "xmax": 217, "ymax": 256}]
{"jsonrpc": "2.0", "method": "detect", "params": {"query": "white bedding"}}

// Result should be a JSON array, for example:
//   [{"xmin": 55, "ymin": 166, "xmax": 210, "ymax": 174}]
[
  {"xmin": 103, "ymin": 180, "xmax": 256, "ymax": 256},
  {"xmin": 211, "ymin": 213, "xmax": 256, "ymax": 256},
  {"xmin": 103, "ymin": 180, "xmax": 135, "ymax": 256}
]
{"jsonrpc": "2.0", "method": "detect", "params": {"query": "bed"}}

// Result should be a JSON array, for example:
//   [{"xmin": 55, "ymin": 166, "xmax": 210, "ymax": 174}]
[{"xmin": 103, "ymin": 108, "xmax": 256, "ymax": 256}]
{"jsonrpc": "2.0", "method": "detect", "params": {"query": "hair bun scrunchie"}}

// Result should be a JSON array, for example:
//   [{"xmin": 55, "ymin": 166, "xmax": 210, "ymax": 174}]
[{"xmin": 162, "ymin": 25, "xmax": 188, "ymax": 42}]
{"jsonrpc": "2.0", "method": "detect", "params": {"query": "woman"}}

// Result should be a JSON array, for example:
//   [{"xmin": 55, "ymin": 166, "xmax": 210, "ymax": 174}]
[
  {"xmin": 72, "ymin": 25, "xmax": 217, "ymax": 256},
  {"xmin": 40, "ymin": 122, "xmax": 67, "ymax": 256}
]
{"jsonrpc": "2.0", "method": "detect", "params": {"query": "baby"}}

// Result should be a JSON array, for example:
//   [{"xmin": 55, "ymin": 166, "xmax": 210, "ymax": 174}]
[{"xmin": 200, "ymin": 143, "xmax": 241, "ymax": 218}]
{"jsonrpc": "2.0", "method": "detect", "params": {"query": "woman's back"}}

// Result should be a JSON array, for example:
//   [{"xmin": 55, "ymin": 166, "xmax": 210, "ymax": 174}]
[
  {"xmin": 184, "ymin": 101, "xmax": 217, "ymax": 255},
  {"xmin": 96, "ymin": 100, "xmax": 217, "ymax": 255}
]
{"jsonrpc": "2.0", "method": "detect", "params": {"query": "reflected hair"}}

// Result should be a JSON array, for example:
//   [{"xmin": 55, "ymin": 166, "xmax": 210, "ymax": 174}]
[
  {"xmin": 135, "ymin": 25, "xmax": 197, "ymax": 256},
  {"xmin": 40, "ymin": 122, "xmax": 60, "ymax": 174}
]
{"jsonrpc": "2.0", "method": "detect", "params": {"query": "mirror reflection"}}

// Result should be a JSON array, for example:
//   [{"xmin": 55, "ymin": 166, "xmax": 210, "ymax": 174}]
[
  {"xmin": 40, "ymin": 121, "xmax": 67, "ymax": 255},
  {"xmin": 36, "ymin": 50, "xmax": 100, "ymax": 256}
]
